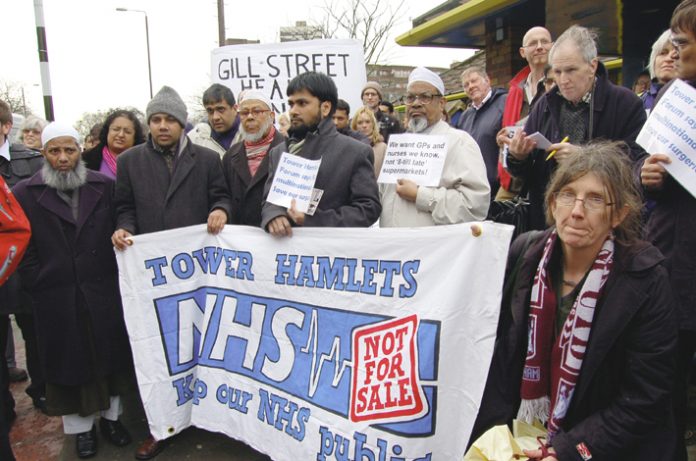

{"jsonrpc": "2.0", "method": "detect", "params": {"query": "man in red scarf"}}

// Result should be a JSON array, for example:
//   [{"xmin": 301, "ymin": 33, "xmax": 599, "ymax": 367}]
[
  {"xmin": 222, "ymin": 90, "xmax": 285, "ymax": 226},
  {"xmin": 496, "ymin": 26, "xmax": 553, "ymax": 200}
]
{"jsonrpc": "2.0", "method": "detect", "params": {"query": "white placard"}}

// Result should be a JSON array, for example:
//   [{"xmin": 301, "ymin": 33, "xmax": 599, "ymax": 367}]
[
  {"xmin": 266, "ymin": 153, "xmax": 321, "ymax": 213},
  {"xmin": 637, "ymin": 79, "xmax": 696, "ymax": 199},
  {"xmin": 377, "ymin": 134, "xmax": 448, "ymax": 186},
  {"xmin": 211, "ymin": 39, "xmax": 366, "ymax": 115},
  {"xmin": 115, "ymin": 222, "xmax": 514, "ymax": 460}
]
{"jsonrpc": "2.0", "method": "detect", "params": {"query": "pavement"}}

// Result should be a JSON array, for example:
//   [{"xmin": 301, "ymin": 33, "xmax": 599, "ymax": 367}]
[{"xmin": 6, "ymin": 317, "xmax": 696, "ymax": 460}]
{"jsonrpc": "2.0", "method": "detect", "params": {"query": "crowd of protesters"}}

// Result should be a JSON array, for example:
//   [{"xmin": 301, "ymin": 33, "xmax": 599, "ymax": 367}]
[{"xmin": 0, "ymin": 1, "xmax": 695, "ymax": 459}]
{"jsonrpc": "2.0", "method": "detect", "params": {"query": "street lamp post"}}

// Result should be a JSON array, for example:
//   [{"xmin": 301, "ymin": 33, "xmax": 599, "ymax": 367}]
[{"xmin": 116, "ymin": 8, "xmax": 153, "ymax": 98}]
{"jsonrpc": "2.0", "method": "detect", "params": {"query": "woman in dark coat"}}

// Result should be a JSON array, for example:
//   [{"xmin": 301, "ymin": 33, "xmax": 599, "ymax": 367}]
[
  {"xmin": 472, "ymin": 142, "xmax": 677, "ymax": 460},
  {"xmin": 83, "ymin": 109, "xmax": 145, "ymax": 179}
]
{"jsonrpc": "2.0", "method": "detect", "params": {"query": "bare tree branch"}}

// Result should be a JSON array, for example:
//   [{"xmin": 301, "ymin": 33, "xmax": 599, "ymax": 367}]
[
  {"xmin": 0, "ymin": 81, "xmax": 35, "ymax": 116},
  {"xmin": 316, "ymin": 0, "xmax": 405, "ymax": 66}
]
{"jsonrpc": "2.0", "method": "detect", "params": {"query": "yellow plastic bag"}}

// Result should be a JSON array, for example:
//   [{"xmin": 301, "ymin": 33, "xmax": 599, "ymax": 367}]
[{"xmin": 463, "ymin": 420, "xmax": 547, "ymax": 461}]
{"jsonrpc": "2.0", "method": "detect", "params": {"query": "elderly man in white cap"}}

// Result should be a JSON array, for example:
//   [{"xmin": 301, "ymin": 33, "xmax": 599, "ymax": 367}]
[
  {"xmin": 222, "ymin": 90, "xmax": 286, "ymax": 226},
  {"xmin": 13, "ymin": 122, "xmax": 134, "ymax": 459},
  {"xmin": 379, "ymin": 67, "xmax": 490, "ymax": 227}
]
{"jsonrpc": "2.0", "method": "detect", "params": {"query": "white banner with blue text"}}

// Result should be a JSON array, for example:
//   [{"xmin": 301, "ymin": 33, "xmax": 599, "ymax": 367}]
[{"xmin": 116, "ymin": 222, "xmax": 513, "ymax": 460}]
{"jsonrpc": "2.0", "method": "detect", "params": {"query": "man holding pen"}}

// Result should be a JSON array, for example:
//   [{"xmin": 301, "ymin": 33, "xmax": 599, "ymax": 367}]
[{"xmin": 507, "ymin": 25, "xmax": 647, "ymax": 230}]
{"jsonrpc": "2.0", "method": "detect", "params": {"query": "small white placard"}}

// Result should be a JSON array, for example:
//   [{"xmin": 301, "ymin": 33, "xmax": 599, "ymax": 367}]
[
  {"xmin": 527, "ymin": 131, "xmax": 552, "ymax": 150},
  {"xmin": 637, "ymin": 79, "xmax": 696, "ymax": 199},
  {"xmin": 377, "ymin": 134, "xmax": 448, "ymax": 187},
  {"xmin": 267, "ymin": 152, "xmax": 322, "ymax": 213}
]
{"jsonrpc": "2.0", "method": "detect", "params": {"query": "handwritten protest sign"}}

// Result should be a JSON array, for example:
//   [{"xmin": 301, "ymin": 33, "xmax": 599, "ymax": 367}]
[
  {"xmin": 266, "ymin": 153, "xmax": 321, "ymax": 213},
  {"xmin": 116, "ymin": 222, "xmax": 513, "ymax": 461},
  {"xmin": 377, "ymin": 133, "xmax": 448, "ymax": 186},
  {"xmin": 211, "ymin": 39, "xmax": 366, "ymax": 115},
  {"xmin": 637, "ymin": 79, "xmax": 696, "ymax": 198}
]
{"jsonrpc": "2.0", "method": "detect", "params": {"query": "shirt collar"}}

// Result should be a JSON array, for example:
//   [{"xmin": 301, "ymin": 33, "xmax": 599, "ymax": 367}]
[
  {"xmin": 0, "ymin": 139, "xmax": 10, "ymax": 162},
  {"xmin": 472, "ymin": 89, "xmax": 493, "ymax": 110}
]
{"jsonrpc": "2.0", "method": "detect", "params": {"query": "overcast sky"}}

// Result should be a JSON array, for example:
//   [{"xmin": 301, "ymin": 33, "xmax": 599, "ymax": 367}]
[{"xmin": 6, "ymin": 0, "xmax": 474, "ymax": 125}]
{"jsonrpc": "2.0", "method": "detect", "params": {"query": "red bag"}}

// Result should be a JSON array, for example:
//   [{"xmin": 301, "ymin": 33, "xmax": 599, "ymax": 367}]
[{"xmin": 0, "ymin": 177, "xmax": 31, "ymax": 285}]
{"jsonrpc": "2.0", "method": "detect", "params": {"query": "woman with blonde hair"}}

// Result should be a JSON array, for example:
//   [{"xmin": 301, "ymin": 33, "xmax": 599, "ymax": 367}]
[{"xmin": 351, "ymin": 106, "xmax": 386, "ymax": 177}]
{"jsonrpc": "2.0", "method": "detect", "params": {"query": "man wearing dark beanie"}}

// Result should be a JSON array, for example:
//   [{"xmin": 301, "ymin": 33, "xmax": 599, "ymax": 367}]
[{"xmin": 112, "ymin": 85, "xmax": 231, "ymax": 459}]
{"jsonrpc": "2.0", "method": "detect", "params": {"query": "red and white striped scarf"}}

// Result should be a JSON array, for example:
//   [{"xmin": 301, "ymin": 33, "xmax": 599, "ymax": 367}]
[
  {"xmin": 518, "ymin": 230, "xmax": 614, "ymax": 440},
  {"xmin": 244, "ymin": 126, "xmax": 276, "ymax": 177}
]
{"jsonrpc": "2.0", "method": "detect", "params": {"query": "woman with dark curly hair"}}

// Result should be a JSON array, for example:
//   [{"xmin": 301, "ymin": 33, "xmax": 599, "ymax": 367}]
[{"xmin": 83, "ymin": 109, "xmax": 145, "ymax": 179}]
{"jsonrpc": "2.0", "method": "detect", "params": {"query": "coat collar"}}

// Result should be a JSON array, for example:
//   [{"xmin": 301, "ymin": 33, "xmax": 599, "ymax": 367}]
[
  {"xmin": 284, "ymin": 117, "xmax": 337, "ymax": 161},
  {"xmin": 29, "ymin": 170, "xmax": 106, "ymax": 236}
]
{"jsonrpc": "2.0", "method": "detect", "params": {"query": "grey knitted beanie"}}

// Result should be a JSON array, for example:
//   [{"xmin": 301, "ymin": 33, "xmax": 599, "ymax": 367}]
[{"xmin": 146, "ymin": 86, "xmax": 188, "ymax": 127}]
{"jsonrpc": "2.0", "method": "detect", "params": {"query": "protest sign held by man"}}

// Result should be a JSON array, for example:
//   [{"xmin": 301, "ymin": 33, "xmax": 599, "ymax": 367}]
[
  {"xmin": 14, "ymin": 123, "xmax": 133, "ymax": 459},
  {"xmin": 261, "ymin": 72, "xmax": 381, "ymax": 236}
]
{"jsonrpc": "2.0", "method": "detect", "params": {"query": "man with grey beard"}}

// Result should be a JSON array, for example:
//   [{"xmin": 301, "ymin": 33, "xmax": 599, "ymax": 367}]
[
  {"xmin": 13, "ymin": 122, "xmax": 133, "ymax": 459},
  {"xmin": 379, "ymin": 67, "xmax": 490, "ymax": 227},
  {"xmin": 222, "ymin": 90, "xmax": 285, "ymax": 226}
]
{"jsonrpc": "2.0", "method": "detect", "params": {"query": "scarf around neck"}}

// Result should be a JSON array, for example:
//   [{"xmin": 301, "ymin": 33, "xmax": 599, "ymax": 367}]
[
  {"xmin": 102, "ymin": 145, "xmax": 118, "ymax": 176},
  {"xmin": 518, "ymin": 230, "xmax": 614, "ymax": 440},
  {"xmin": 244, "ymin": 126, "xmax": 276, "ymax": 177}
]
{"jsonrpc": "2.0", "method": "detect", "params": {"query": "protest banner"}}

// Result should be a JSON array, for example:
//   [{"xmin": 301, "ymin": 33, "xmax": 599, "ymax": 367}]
[
  {"xmin": 116, "ymin": 222, "xmax": 512, "ymax": 460},
  {"xmin": 377, "ymin": 133, "xmax": 448, "ymax": 186},
  {"xmin": 266, "ymin": 153, "xmax": 321, "ymax": 213},
  {"xmin": 211, "ymin": 39, "xmax": 366, "ymax": 115},
  {"xmin": 637, "ymin": 79, "xmax": 696, "ymax": 198}
]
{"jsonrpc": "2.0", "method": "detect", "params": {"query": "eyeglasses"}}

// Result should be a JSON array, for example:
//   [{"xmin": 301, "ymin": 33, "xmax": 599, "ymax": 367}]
[
  {"xmin": 554, "ymin": 191, "xmax": 613, "ymax": 211},
  {"xmin": 404, "ymin": 93, "xmax": 442, "ymax": 105},
  {"xmin": 670, "ymin": 35, "xmax": 693, "ymax": 52},
  {"xmin": 238, "ymin": 109, "xmax": 270, "ymax": 119},
  {"xmin": 523, "ymin": 39, "xmax": 553, "ymax": 49}
]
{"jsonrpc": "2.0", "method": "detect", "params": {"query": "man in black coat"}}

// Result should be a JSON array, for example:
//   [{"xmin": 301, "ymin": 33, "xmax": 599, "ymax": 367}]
[
  {"xmin": 508, "ymin": 25, "xmax": 647, "ymax": 230},
  {"xmin": 261, "ymin": 72, "xmax": 381, "ymax": 236},
  {"xmin": 14, "ymin": 123, "xmax": 133, "ymax": 459},
  {"xmin": 222, "ymin": 90, "xmax": 285, "ymax": 226},
  {"xmin": 111, "ymin": 86, "xmax": 231, "ymax": 460},
  {"xmin": 640, "ymin": 2, "xmax": 696, "ymax": 458}
]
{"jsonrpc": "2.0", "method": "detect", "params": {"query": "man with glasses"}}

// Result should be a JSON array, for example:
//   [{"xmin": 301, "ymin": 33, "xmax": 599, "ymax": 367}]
[
  {"xmin": 189, "ymin": 83, "xmax": 242, "ymax": 158},
  {"xmin": 456, "ymin": 66, "xmax": 508, "ymax": 197},
  {"xmin": 379, "ymin": 67, "xmax": 489, "ymax": 227},
  {"xmin": 507, "ymin": 25, "xmax": 646, "ymax": 231},
  {"xmin": 641, "ymin": 2, "xmax": 696, "ymax": 459},
  {"xmin": 223, "ymin": 90, "xmax": 285, "ymax": 227},
  {"xmin": 261, "ymin": 72, "xmax": 380, "ymax": 236},
  {"xmin": 496, "ymin": 27, "xmax": 553, "ymax": 200}
]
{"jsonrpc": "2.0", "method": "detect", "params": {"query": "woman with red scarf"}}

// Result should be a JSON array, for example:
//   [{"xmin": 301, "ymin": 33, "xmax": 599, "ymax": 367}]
[
  {"xmin": 471, "ymin": 142, "xmax": 677, "ymax": 460},
  {"xmin": 83, "ymin": 109, "xmax": 145, "ymax": 178}
]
